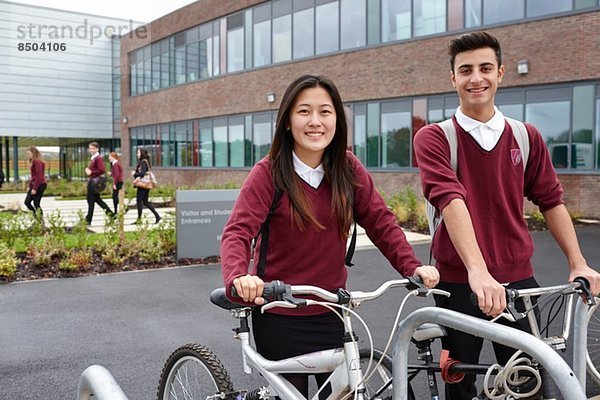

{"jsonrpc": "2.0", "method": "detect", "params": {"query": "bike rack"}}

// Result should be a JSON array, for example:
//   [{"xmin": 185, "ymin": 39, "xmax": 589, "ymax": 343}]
[
  {"xmin": 77, "ymin": 365, "xmax": 129, "ymax": 400},
  {"xmin": 391, "ymin": 307, "xmax": 586, "ymax": 400}
]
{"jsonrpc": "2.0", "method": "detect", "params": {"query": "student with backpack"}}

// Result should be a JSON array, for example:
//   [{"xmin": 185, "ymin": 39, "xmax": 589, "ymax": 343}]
[
  {"xmin": 221, "ymin": 75, "xmax": 438, "ymax": 397},
  {"xmin": 413, "ymin": 31, "xmax": 600, "ymax": 399}
]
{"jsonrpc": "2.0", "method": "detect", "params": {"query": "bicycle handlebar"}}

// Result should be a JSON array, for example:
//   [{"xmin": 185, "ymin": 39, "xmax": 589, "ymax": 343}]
[
  {"xmin": 230, "ymin": 276, "xmax": 449, "ymax": 312},
  {"xmin": 469, "ymin": 277, "xmax": 596, "ymax": 321}
]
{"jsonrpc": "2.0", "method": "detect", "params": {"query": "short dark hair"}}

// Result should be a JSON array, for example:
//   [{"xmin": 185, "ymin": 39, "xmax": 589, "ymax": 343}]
[
  {"xmin": 89, "ymin": 141, "xmax": 99, "ymax": 149},
  {"xmin": 448, "ymin": 31, "xmax": 502, "ymax": 72}
]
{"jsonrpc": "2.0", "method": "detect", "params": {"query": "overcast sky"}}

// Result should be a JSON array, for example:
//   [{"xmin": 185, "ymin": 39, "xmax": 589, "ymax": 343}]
[{"xmin": 8, "ymin": 0, "xmax": 198, "ymax": 22}]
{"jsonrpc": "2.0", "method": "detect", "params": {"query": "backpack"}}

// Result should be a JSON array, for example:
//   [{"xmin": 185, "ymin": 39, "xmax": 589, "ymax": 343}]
[
  {"xmin": 254, "ymin": 188, "xmax": 357, "ymax": 277},
  {"xmin": 425, "ymin": 117, "xmax": 530, "ymax": 248}
]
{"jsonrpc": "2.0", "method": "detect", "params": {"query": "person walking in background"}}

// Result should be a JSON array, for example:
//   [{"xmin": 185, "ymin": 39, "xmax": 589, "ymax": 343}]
[
  {"xmin": 108, "ymin": 152, "xmax": 123, "ymax": 214},
  {"xmin": 0, "ymin": 168, "xmax": 4, "ymax": 189},
  {"xmin": 84, "ymin": 142, "xmax": 114, "ymax": 225},
  {"xmin": 24, "ymin": 146, "xmax": 47, "ymax": 216},
  {"xmin": 132, "ymin": 148, "xmax": 161, "ymax": 224}
]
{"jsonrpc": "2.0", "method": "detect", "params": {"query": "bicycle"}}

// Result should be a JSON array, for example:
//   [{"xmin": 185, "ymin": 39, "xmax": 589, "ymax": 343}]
[
  {"xmin": 392, "ymin": 277, "xmax": 599, "ymax": 400},
  {"xmin": 156, "ymin": 277, "xmax": 449, "ymax": 400}
]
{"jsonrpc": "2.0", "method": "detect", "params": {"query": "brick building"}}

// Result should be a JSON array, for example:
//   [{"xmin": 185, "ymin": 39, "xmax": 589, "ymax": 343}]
[{"xmin": 120, "ymin": 0, "xmax": 600, "ymax": 217}]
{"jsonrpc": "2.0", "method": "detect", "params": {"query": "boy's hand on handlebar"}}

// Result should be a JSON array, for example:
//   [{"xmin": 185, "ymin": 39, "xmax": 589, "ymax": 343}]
[
  {"xmin": 568, "ymin": 265, "xmax": 600, "ymax": 296},
  {"xmin": 233, "ymin": 274, "xmax": 265, "ymax": 305},
  {"xmin": 468, "ymin": 270, "xmax": 506, "ymax": 317},
  {"xmin": 414, "ymin": 265, "xmax": 440, "ymax": 288}
]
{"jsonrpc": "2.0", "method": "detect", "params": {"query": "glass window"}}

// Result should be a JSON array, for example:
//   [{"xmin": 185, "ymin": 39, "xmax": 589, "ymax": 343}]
[
  {"xmin": 227, "ymin": 13, "xmax": 245, "ymax": 73},
  {"xmin": 199, "ymin": 120, "xmax": 213, "ymax": 167},
  {"xmin": 186, "ymin": 41, "xmax": 199, "ymax": 82},
  {"xmin": 160, "ymin": 40, "xmax": 170, "ymax": 88},
  {"xmin": 316, "ymin": 1, "xmax": 339, "ymax": 54},
  {"xmin": 572, "ymin": 85, "xmax": 594, "ymax": 169},
  {"xmin": 596, "ymin": 96, "xmax": 600, "ymax": 169},
  {"xmin": 130, "ymin": 62, "xmax": 137, "ymax": 96},
  {"xmin": 527, "ymin": 0, "xmax": 571, "ymax": 17},
  {"xmin": 498, "ymin": 104, "xmax": 523, "ymax": 121},
  {"xmin": 160, "ymin": 124, "xmax": 171, "ymax": 167},
  {"xmin": 293, "ymin": 7, "xmax": 314, "ymax": 59},
  {"xmin": 213, "ymin": 21, "xmax": 221, "ymax": 76},
  {"xmin": 381, "ymin": 101, "xmax": 412, "ymax": 168},
  {"xmin": 465, "ymin": 0, "xmax": 481, "ymax": 27},
  {"xmin": 174, "ymin": 123, "xmax": 187, "ymax": 167},
  {"xmin": 526, "ymin": 100, "xmax": 571, "ymax": 168},
  {"xmin": 483, "ymin": 0, "xmax": 524, "ymax": 25},
  {"xmin": 229, "ymin": 117, "xmax": 245, "ymax": 167},
  {"xmin": 341, "ymin": 0, "xmax": 366, "ymax": 50},
  {"xmin": 253, "ymin": 113, "xmax": 272, "ymax": 162},
  {"xmin": 151, "ymin": 43, "xmax": 160, "ymax": 91},
  {"xmin": 214, "ymin": 118, "xmax": 228, "ymax": 167},
  {"xmin": 253, "ymin": 4, "xmax": 271, "ymax": 67},
  {"xmin": 353, "ymin": 104, "xmax": 367, "ymax": 165},
  {"xmin": 273, "ymin": 15, "xmax": 292, "ymax": 63},
  {"xmin": 366, "ymin": 103, "xmax": 380, "ymax": 167},
  {"xmin": 136, "ymin": 61, "xmax": 144, "ymax": 94},
  {"xmin": 381, "ymin": 0, "xmax": 411, "ymax": 42},
  {"xmin": 576, "ymin": 0, "xmax": 597, "ymax": 9},
  {"xmin": 447, "ymin": 0, "xmax": 463, "ymax": 31},
  {"xmin": 199, "ymin": 24, "xmax": 213, "ymax": 78},
  {"xmin": 412, "ymin": 99, "xmax": 427, "ymax": 167},
  {"xmin": 414, "ymin": 0, "xmax": 445, "ymax": 37}
]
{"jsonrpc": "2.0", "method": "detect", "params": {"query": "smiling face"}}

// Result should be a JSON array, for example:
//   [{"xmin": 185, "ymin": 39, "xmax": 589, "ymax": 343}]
[
  {"xmin": 88, "ymin": 144, "xmax": 98, "ymax": 155},
  {"xmin": 289, "ymin": 86, "xmax": 337, "ymax": 168},
  {"xmin": 451, "ymin": 47, "xmax": 504, "ymax": 122}
]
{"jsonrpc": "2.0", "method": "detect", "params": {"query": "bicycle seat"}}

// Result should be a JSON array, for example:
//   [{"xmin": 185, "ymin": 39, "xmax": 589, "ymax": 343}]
[
  {"xmin": 210, "ymin": 288, "xmax": 250, "ymax": 310},
  {"xmin": 412, "ymin": 323, "xmax": 447, "ymax": 342}
]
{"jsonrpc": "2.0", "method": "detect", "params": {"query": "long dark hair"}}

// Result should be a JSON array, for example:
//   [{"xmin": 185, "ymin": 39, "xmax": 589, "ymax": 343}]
[
  {"xmin": 137, "ymin": 148, "xmax": 151, "ymax": 168},
  {"xmin": 269, "ymin": 75, "xmax": 355, "ymax": 239},
  {"xmin": 27, "ymin": 146, "xmax": 43, "ymax": 162}
]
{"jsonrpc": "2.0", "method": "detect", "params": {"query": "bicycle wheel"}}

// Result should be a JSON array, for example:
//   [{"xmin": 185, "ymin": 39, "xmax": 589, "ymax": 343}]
[
  {"xmin": 586, "ymin": 302, "xmax": 600, "ymax": 387},
  {"xmin": 358, "ymin": 348, "xmax": 415, "ymax": 400},
  {"xmin": 157, "ymin": 343, "xmax": 235, "ymax": 400}
]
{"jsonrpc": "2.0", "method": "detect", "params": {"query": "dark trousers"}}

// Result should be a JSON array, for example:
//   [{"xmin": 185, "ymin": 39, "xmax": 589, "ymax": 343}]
[
  {"xmin": 24, "ymin": 183, "xmax": 47, "ymax": 215},
  {"xmin": 434, "ymin": 277, "xmax": 539, "ymax": 399},
  {"xmin": 86, "ymin": 182, "xmax": 113, "ymax": 224},
  {"xmin": 136, "ymin": 188, "xmax": 159, "ymax": 221},
  {"xmin": 112, "ymin": 182, "xmax": 123, "ymax": 213}
]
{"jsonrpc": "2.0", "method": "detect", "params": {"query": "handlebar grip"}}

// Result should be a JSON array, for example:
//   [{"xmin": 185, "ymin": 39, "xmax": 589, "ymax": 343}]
[{"xmin": 230, "ymin": 280, "xmax": 287, "ymax": 303}]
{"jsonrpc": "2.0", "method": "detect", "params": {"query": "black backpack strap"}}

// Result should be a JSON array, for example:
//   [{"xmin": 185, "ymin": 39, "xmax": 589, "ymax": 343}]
[
  {"xmin": 345, "ymin": 222, "xmax": 357, "ymax": 267},
  {"xmin": 256, "ymin": 187, "xmax": 283, "ymax": 277}
]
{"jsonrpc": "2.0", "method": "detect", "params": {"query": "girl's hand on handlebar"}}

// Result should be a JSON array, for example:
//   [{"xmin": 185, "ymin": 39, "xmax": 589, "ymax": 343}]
[
  {"xmin": 233, "ymin": 274, "xmax": 265, "ymax": 305},
  {"xmin": 414, "ymin": 265, "xmax": 440, "ymax": 288},
  {"xmin": 568, "ymin": 265, "xmax": 600, "ymax": 296}
]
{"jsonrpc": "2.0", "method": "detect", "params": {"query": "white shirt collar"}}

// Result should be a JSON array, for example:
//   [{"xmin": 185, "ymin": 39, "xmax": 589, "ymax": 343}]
[
  {"xmin": 292, "ymin": 151, "xmax": 324, "ymax": 189},
  {"xmin": 91, "ymin": 152, "xmax": 100, "ymax": 160},
  {"xmin": 455, "ymin": 106, "xmax": 505, "ymax": 133}
]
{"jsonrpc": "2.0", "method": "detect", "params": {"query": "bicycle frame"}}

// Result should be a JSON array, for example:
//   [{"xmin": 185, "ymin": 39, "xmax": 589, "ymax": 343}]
[{"xmin": 232, "ymin": 308, "xmax": 367, "ymax": 400}]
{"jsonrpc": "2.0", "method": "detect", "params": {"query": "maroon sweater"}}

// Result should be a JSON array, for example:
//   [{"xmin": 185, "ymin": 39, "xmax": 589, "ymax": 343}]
[
  {"xmin": 414, "ymin": 117, "xmax": 563, "ymax": 284},
  {"xmin": 29, "ymin": 159, "xmax": 46, "ymax": 190},
  {"xmin": 88, "ymin": 155, "xmax": 106, "ymax": 178},
  {"xmin": 111, "ymin": 161, "xmax": 123, "ymax": 184},
  {"xmin": 221, "ymin": 152, "xmax": 422, "ymax": 315}
]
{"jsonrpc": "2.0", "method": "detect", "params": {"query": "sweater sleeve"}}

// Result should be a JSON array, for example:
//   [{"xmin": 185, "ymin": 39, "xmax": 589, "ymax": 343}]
[
  {"xmin": 413, "ymin": 122, "xmax": 467, "ymax": 212},
  {"xmin": 349, "ymin": 153, "xmax": 422, "ymax": 276},
  {"xmin": 522, "ymin": 123, "xmax": 564, "ymax": 211},
  {"xmin": 220, "ymin": 161, "xmax": 275, "ymax": 296}
]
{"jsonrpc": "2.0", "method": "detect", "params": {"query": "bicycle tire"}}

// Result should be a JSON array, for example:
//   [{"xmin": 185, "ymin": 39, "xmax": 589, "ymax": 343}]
[
  {"xmin": 586, "ymin": 302, "xmax": 600, "ymax": 387},
  {"xmin": 358, "ymin": 348, "xmax": 415, "ymax": 400},
  {"xmin": 157, "ymin": 343, "xmax": 235, "ymax": 400}
]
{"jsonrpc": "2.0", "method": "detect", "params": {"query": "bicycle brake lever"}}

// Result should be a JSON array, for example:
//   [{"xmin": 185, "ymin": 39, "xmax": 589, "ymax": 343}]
[
  {"xmin": 574, "ymin": 277, "xmax": 596, "ymax": 306},
  {"xmin": 428, "ymin": 289, "xmax": 451, "ymax": 298},
  {"xmin": 260, "ymin": 301, "xmax": 297, "ymax": 313}
]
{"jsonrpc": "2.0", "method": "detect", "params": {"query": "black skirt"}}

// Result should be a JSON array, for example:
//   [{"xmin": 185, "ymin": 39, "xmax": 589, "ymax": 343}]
[{"xmin": 252, "ymin": 310, "xmax": 344, "ymax": 361}]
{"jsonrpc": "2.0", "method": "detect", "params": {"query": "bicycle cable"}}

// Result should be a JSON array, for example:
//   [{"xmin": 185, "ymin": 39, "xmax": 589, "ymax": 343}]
[{"xmin": 483, "ymin": 350, "xmax": 542, "ymax": 399}]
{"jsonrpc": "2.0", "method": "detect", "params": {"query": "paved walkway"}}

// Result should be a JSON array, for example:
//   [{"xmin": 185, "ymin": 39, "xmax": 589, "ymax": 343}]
[
  {"xmin": 0, "ymin": 192, "xmax": 430, "ymax": 246},
  {"xmin": 0, "ymin": 192, "xmax": 174, "ymax": 233}
]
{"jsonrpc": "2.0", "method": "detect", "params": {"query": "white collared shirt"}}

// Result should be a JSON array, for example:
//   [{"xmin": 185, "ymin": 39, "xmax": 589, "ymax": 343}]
[
  {"xmin": 292, "ymin": 151, "xmax": 324, "ymax": 189},
  {"xmin": 90, "ymin": 152, "xmax": 100, "ymax": 161},
  {"xmin": 455, "ymin": 106, "xmax": 506, "ymax": 151}
]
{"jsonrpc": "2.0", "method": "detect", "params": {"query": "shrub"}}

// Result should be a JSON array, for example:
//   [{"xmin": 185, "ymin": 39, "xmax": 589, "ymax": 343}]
[
  {"xmin": 58, "ymin": 260, "xmax": 78, "ymax": 272},
  {"xmin": 530, "ymin": 210, "xmax": 545, "ymax": 223},
  {"xmin": 0, "ymin": 242, "xmax": 18, "ymax": 278},
  {"xmin": 66, "ymin": 250, "xmax": 92, "ymax": 269}
]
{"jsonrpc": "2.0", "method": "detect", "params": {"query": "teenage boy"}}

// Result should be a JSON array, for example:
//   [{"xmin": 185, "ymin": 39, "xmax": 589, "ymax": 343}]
[
  {"xmin": 413, "ymin": 31, "xmax": 600, "ymax": 399},
  {"xmin": 84, "ymin": 142, "xmax": 114, "ymax": 225}
]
